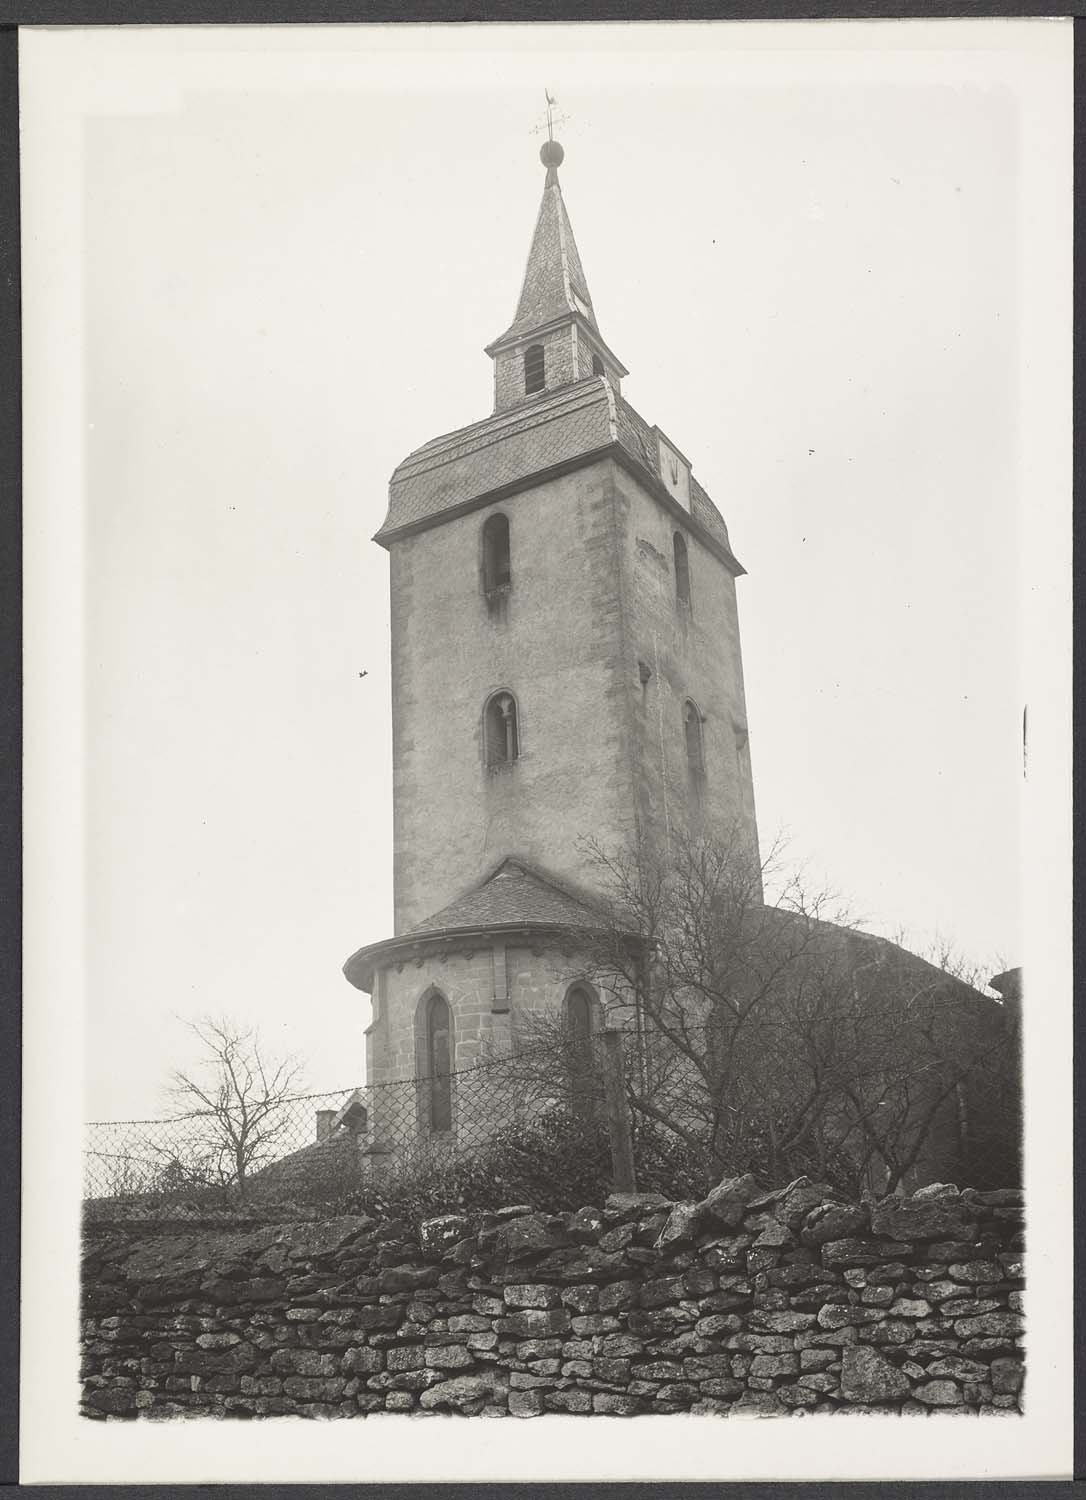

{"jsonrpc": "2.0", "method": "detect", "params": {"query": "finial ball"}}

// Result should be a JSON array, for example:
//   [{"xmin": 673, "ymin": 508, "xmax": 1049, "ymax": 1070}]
[{"xmin": 540, "ymin": 139, "xmax": 564, "ymax": 171}]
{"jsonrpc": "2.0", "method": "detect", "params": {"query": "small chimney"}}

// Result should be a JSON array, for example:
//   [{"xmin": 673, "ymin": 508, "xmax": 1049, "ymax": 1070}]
[{"xmin": 315, "ymin": 1109, "xmax": 336, "ymax": 1143}]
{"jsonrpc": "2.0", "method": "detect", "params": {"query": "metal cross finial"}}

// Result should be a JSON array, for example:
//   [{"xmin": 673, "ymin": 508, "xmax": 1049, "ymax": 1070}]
[{"xmin": 531, "ymin": 90, "xmax": 570, "ymax": 139}]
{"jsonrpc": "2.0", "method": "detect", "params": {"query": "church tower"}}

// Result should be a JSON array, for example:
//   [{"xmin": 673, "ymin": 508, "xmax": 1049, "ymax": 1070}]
[{"xmin": 344, "ymin": 136, "xmax": 758, "ymax": 1102}]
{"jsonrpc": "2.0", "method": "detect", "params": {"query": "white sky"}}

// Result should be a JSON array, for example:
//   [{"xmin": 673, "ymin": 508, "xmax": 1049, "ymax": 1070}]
[{"xmin": 60, "ymin": 24, "xmax": 1047, "ymax": 1119}]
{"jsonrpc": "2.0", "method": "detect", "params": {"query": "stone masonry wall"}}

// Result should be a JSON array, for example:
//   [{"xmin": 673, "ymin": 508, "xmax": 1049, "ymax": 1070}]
[{"xmin": 81, "ymin": 1180, "xmax": 1024, "ymax": 1420}]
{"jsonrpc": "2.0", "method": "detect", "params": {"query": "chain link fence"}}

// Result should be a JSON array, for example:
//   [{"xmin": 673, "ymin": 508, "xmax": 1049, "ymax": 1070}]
[
  {"xmin": 82, "ymin": 1044, "xmax": 603, "ymax": 1225},
  {"xmin": 84, "ymin": 1019, "xmax": 1021, "ymax": 1225},
  {"xmin": 617, "ymin": 1018, "xmax": 1022, "ymax": 1201}
]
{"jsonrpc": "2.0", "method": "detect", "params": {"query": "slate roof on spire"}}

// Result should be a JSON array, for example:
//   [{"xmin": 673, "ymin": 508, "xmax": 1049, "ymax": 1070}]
[{"xmin": 488, "ymin": 154, "xmax": 599, "ymax": 349}]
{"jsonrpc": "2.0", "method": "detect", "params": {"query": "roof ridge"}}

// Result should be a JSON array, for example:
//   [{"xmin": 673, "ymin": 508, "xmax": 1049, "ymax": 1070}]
[
  {"xmin": 403, "ymin": 854, "xmax": 611, "ymax": 939},
  {"xmin": 392, "ymin": 378, "xmax": 608, "ymax": 480}
]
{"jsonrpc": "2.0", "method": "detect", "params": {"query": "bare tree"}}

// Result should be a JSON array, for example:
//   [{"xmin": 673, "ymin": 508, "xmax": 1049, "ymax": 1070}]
[
  {"xmin": 511, "ymin": 827, "xmax": 1019, "ymax": 1197},
  {"xmin": 165, "ymin": 1017, "xmax": 304, "ymax": 1198}
]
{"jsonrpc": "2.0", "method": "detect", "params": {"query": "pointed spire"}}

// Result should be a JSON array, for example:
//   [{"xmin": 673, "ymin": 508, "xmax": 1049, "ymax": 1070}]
[{"xmin": 488, "ymin": 137, "xmax": 601, "ymax": 348}]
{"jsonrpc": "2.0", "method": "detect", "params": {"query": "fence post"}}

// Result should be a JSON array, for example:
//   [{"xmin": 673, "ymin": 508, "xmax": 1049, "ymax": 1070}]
[{"xmin": 600, "ymin": 1029, "xmax": 637, "ymax": 1195}]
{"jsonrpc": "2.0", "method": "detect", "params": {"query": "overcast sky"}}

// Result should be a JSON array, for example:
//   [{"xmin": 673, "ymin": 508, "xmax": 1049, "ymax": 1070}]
[{"xmin": 65, "ymin": 23, "xmax": 1059, "ymax": 1119}]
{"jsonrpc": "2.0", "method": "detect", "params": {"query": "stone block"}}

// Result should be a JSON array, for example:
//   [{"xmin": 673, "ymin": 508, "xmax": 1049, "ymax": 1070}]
[
  {"xmin": 725, "ymin": 1333, "xmax": 794, "ymax": 1354},
  {"xmin": 947, "ymin": 1261, "xmax": 1003, "ymax": 1284},
  {"xmin": 598, "ymin": 1279, "xmax": 640, "ymax": 1311},
  {"xmin": 699, "ymin": 1174, "xmax": 761, "ymax": 1228},
  {"xmin": 508, "ymin": 1389, "xmax": 544, "ymax": 1417},
  {"xmin": 448, "ymin": 1314, "xmax": 492, "ymax": 1333},
  {"xmin": 497, "ymin": 1308, "xmax": 571, "ymax": 1338},
  {"xmin": 802, "ymin": 1203, "xmax": 869, "ymax": 1246},
  {"xmin": 639, "ymin": 1276, "xmax": 686, "ymax": 1308},
  {"xmin": 869, "ymin": 1195, "xmax": 976, "ymax": 1242},
  {"xmin": 419, "ymin": 1374, "xmax": 500, "ymax": 1410},
  {"xmin": 493, "ymin": 1214, "xmax": 571, "ymax": 1260},
  {"xmin": 698, "ymin": 1376, "xmax": 744, "ymax": 1399},
  {"xmin": 732, "ymin": 1390, "xmax": 786, "ymax": 1414},
  {"xmin": 592, "ymin": 1392, "xmax": 640, "ymax": 1415},
  {"xmin": 384, "ymin": 1391, "xmax": 415, "ymax": 1412},
  {"xmin": 800, "ymin": 1348, "xmax": 836, "ymax": 1371},
  {"xmin": 820, "ymin": 1238, "xmax": 883, "ymax": 1269},
  {"xmin": 560, "ymin": 1285, "xmax": 599, "ymax": 1314},
  {"xmin": 750, "ymin": 1352, "xmax": 799, "ymax": 1378},
  {"xmin": 594, "ymin": 1334, "xmax": 644, "ymax": 1358},
  {"xmin": 603, "ymin": 1192, "xmax": 673, "ymax": 1221},
  {"xmin": 750, "ymin": 1310, "xmax": 816, "ymax": 1333},
  {"xmin": 927, "ymin": 1356, "xmax": 989, "ymax": 1382},
  {"xmin": 386, "ymin": 1346, "xmax": 425, "ymax": 1372},
  {"xmin": 356, "ymin": 1305, "xmax": 401, "ymax": 1331},
  {"xmin": 694, "ymin": 1313, "xmax": 743, "ymax": 1339},
  {"xmin": 424, "ymin": 1345, "xmax": 475, "ymax": 1370},
  {"xmin": 514, "ymin": 1338, "xmax": 563, "ymax": 1359},
  {"xmin": 544, "ymin": 1388, "xmax": 593, "ymax": 1413},
  {"xmin": 503, "ymin": 1284, "xmax": 559, "ymax": 1310},
  {"xmin": 598, "ymin": 1223, "xmax": 637, "ymax": 1253},
  {"xmin": 631, "ymin": 1360, "xmax": 684, "ymax": 1380},
  {"xmin": 655, "ymin": 1202, "xmax": 703, "ymax": 1251},
  {"xmin": 953, "ymin": 1312, "xmax": 1024, "ymax": 1340},
  {"xmin": 839, "ymin": 1345, "xmax": 911, "ymax": 1404},
  {"xmin": 340, "ymin": 1347, "xmax": 383, "ymax": 1375},
  {"xmin": 913, "ymin": 1379, "xmax": 964, "ymax": 1407},
  {"xmin": 270, "ymin": 1348, "xmax": 337, "ymax": 1377},
  {"xmin": 682, "ymin": 1353, "xmax": 734, "ymax": 1379},
  {"xmin": 990, "ymin": 1357, "xmax": 1024, "ymax": 1395},
  {"xmin": 888, "ymin": 1299, "xmax": 931, "ymax": 1319},
  {"xmin": 778, "ymin": 1385, "xmax": 820, "ymax": 1407},
  {"xmin": 571, "ymin": 1314, "xmax": 620, "ymax": 1336},
  {"xmin": 941, "ymin": 1298, "xmax": 1001, "ymax": 1319},
  {"xmin": 682, "ymin": 1268, "xmax": 718, "ymax": 1298},
  {"xmin": 566, "ymin": 1206, "xmax": 604, "ymax": 1244}
]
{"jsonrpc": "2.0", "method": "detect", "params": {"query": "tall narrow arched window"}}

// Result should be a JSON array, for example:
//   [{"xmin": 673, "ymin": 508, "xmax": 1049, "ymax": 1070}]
[
  {"xmin": 673, "ymin": 531, "xmax": 691, "ymax": 608},
  {"xmin": 684, "ymin": 700, "xmax": 705, "ymax": 777},
  {"xmin": 422, "ymin": 991, "xmax": 453, "ymax": 1133},
  {"xmin": 564, "ymin": 985, "xmax": 595, "ymax": 1115},
  {"xmin": 482, "ymin": 513, "xmax": 511, "ymax": 592},
  {"xmin": 591, "ymin": 353, "xmax": 605, "ymax": 377},
  {"xmin": 484, "ymin": 690, "xmax": 519, "ymax": 767},
  {"xmin": 524, "ymin": 343, "xmax": 545, "ymax": 395}
]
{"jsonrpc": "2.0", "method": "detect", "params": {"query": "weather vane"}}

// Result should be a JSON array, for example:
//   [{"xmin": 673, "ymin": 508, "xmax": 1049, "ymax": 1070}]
[{"xmin": 531, "ymin": 90, "xmax": 570, "ymax": 141}]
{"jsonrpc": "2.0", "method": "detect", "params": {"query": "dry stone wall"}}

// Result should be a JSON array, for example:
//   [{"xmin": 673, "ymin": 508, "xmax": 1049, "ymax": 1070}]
[{"xmin": 81, "ymin": 1180, "xmax": 1024, "ymax": 1420}]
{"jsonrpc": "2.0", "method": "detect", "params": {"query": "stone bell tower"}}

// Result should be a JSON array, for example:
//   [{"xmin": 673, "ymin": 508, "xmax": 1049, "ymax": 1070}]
[{"xmin": 344, "ymin": 136, "xmax": 758, "ymax": 1106}]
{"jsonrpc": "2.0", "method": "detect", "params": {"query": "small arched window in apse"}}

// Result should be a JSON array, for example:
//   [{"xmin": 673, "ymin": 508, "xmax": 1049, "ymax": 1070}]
[
  {"xmin": 673, "ymin": 531, "xmax": 691, "ymax": 608},
  {"xmin": 482, "ymin": 513, "xmax": 511, "ymax": 592},
  {"xmin": 423, "ymin": 991, "xmax": 453, "ymax": 1133},
  {"xmin": 484, "ymin": 691, "xmax": 519, "ymax": 768},
  {"xmin": 564, "ymin": 985, "xmax": 595, "ymax": 1114},
  {"xmin": 524, "ymin": 344, "xmax": 546, "ymax": 395}
]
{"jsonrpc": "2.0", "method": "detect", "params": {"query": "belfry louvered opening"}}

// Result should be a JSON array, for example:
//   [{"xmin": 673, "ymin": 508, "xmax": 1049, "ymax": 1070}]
[{"xmin": 523, "ymin": 343, "xmax": 546, "ymax": 395}]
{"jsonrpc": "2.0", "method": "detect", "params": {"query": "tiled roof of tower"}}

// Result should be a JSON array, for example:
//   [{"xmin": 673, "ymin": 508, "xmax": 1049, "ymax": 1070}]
[
  {"xmin": 405, "ymin": 858, "xmax": 608, "ymax": 938},
  {"xmin": 375, "ymin": 376, "xmax": 739, "ymax": 570},
  {"xmin": 489, "ymin": 170, "xmax": 599, "ymax": 348}
]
